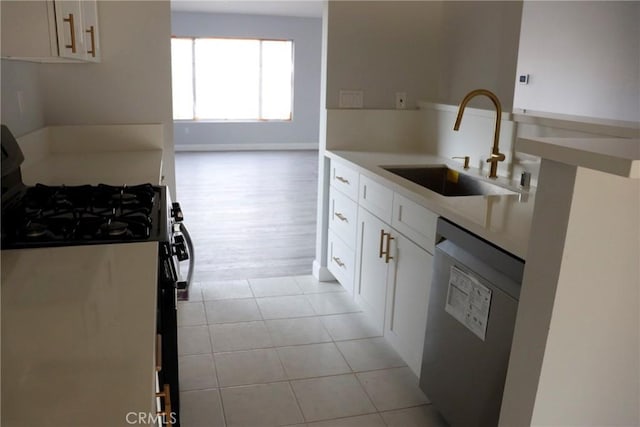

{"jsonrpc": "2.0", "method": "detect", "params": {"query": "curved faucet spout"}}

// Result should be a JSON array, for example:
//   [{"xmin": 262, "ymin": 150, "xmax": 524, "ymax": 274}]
[{"xmin": 453, "ymin": 89, "xmax": 505, "ymax": 178}]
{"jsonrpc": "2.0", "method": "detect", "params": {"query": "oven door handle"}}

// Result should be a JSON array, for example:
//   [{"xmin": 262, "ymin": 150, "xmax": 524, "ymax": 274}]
[{"xmin": 179, "ymin": 222, "xmax": 194, "ymax": 289}]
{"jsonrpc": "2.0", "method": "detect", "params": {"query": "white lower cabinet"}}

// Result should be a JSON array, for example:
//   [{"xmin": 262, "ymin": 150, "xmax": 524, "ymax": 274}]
[
  {"xmin": 327, "ymin": 230, "xmax": 356, "ymax": 295},
  {"xmin": 385, "ymin": 233, "xmax": 433, "ymax": 376},
  {"xmin": 355, "ymin": 206, "xmax": 434, "ymax": 375},
  {"xmin": 354, "ymin": 207, "xmax": 391, "ymax": 334}
]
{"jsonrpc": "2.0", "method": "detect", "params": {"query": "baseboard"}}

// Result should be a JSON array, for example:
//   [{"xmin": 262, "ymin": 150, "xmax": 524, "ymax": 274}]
[
  {"xmin": 312, "ymin": 260, "xmax": 335, "ymax": 282},
  {"xmin": 175, "ymin": 142, "xmax": 318, "ymax": 152}
]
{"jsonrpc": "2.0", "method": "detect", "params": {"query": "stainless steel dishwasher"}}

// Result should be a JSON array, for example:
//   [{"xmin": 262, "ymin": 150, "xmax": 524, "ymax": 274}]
[{"xmin": 419, "ymin": 218, "xmax": 524, "ymax": 427}]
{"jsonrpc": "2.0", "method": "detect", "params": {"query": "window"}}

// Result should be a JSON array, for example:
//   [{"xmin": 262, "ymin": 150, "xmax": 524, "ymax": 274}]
[{"xmin": 171, "ymin": 37, "xmax": 293, "ymax": 121}]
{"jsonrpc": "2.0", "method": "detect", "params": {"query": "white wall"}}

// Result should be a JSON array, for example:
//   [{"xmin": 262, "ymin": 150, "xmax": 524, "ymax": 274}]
[
  {"xmin": 438, "ymin": 1, "xmax": 522, "ymax": 111},
  {"xmin": 39, "ymin": 1, "xmax": 175, "ymax": 194},
  {"xmin": 171, "ymin": 11, "xmax": 322, "ymax": 149},
  {"xmin": 1, "ymin": 60, "xmax": 45, "ymax": 136},
  {"xmin": 513, "ymin": 1, "xmax": 640, "ymax": 122},
  {"xmin": 326, "ymin": 1, "xmax": 443, "ymax": 109}
]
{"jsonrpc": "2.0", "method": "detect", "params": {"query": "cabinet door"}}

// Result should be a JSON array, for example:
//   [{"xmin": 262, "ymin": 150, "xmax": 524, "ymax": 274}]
[
  {"xmin": 385, "ymin": 232, "xmax": 433, "ymax": 377},
  {"xmin": 355, "ymin": 207, "xmax": 392, "ymax": 335},
  {"xmin": 55, "ymin": 1, "xmax": 86, "ymax": 60},
  {"xmin": 81, "ymin": 0, "xmax": 100, "ymax": 62}
]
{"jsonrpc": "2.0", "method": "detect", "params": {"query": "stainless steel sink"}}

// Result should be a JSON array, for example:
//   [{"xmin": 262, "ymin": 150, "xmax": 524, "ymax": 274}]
[{"xmin": 382, "ymin": 165, "xmax": 516, "ymax": 197}]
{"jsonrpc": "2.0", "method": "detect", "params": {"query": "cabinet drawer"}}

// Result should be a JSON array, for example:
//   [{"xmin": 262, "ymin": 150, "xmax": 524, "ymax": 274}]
[
  {"xmin": 331, "ymin": 161, "xmax": 359, "ymax": 200},
  {"xmin": 327, "ymin": 230, "xmax": 355, "ymax": 294},
  {"xmin": 391, "ymin": 193, "xmax": 438, "ymax": 253},
  {"xmin": 359, "ymin": 174, "xmax": 393, "ymax": 223},
  {"xmin": 329, "ymin": 186, "xmax": 358, "ymax": 248}
]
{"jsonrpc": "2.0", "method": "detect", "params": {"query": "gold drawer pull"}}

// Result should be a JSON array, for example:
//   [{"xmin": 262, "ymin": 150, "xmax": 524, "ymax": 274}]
[
  {"xmin": 335, "ymin": 175, "xmax": 349, "ymax": 184},
  {"xmin": 63, "ymin": 14, "xmax": 77, "ymax": 53},
  {"xmin": 379, "ymin": 229, "xmax": 386, "ymax": 259},
  {"xmin": 332, "ymin": 256, "xmax": 345, "ymax": 268},
  {"xmin": 156, "ymin": 384, "xmax": 173, "ymax": 425},
  {"xmin": 334, "ymin": 212, "xmax": 348, "ymax": 222},
  {"xmin": 379, "ymin": 230, "xmax": 394, "ymax": 263},
  {"xmin": 155, "ymin": 334, "xmax": 162, "ymax": 371},
  {"xmin": 86, "ymin": 25, "xmax": 96, "ymax": 57},
  {"xmin": 385, "ymin": 234, "xmax": 395, "ymax": 264}
]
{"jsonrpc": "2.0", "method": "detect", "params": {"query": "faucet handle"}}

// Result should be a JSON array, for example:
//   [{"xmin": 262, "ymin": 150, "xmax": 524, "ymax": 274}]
[
  {"xmin": 487, "ymin": 152, "xmax": 506, "ymax": 162},
  {"xmin": 452, "ymin": 156, "xmax": 470, "ymax": 169}
]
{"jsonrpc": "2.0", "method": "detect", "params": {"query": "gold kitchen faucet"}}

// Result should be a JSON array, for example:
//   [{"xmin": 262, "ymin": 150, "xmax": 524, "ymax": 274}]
[{"xmin": 453, "ymin": 89, "xmax": 506, "ymax": 179}]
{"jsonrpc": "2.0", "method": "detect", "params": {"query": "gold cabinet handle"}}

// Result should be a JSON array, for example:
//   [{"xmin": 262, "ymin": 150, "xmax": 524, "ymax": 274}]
[
  {"xmin": 155, "ymin": 334, "xmax": 162, "ymax": 372},
  {"xmin": 63, "ymin": 14, "xmax": 77, "ymax": 53},
  {"xmin": 335, "ymin": 175, "xmax": 349, "ymax": 184},
  {"xmin": 334, "ymin": 212, "xmax": 348, "ymax": 222},
  {"xmin": 86, "ymin": 25, "xmax": 96, "ymax": 57},
  {"xmin": 332, "ymin": 256, "xmax": 345, "ymax": 268},
  {"xmin": 156, "ymin": 384, "xmax": 173, "ymax": 425},
  {"xmin": 385, "ymin": 234, "xmax": 395, "ymax": 264}
]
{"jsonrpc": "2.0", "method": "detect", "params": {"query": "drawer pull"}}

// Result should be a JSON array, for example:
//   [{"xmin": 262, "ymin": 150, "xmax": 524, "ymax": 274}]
[
  {"xmin": 332, "ymin": 256, "xmax": 346, "ymax": 268},
  {"xmin": 334, "ymin": 212, "xmax": 348, "ymax": 222},
  {"xmin": 385, "ymin": 234, "xmax": 395, "ymax": 264},
  {"xmin": 379, "ymin": 230, "xmax": 394, "ymax": 263},
  {"xmin": 86, "ymin": 25, "xmax": 96, "ymax": 57},
  {"xmin": 335, "ymin": 175, "xmax": 350, "ymax": 184},
  {"xmin": 156, "ymin": 384, "xmax": 173, "ymax": 425},
  {"xmin": 63, "ymin": 14, "xmax": 77, "ymax": 53},
  {"xmin": 155, "ymin": 334, "xmax": 162, "ymax": 371}
]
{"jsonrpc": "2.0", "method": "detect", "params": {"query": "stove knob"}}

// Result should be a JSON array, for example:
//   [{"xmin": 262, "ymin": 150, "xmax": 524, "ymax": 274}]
[
  {"xmin": 173, "ymin": 235, "xmax": 189, "ymax": 261},
  {"xmin": 171, "ymin": 202, "xmax": 184, "ymax": 222}
]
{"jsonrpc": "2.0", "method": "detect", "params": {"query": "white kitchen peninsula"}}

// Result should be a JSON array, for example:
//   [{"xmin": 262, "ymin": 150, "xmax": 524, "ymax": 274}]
[{"xmin": 500, "ymin": 137, "xmax": 640, "ymax": 426}]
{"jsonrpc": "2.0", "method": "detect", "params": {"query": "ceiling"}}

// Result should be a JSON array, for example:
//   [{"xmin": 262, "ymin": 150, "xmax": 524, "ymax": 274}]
[{"xmin": 170, "ymin": 1, "xmax": 324, "ymax": 18}]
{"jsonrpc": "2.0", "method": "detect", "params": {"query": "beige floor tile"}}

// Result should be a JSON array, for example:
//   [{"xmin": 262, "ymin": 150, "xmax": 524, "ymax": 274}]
[
  {"xmin": 336, "ymin": 337, "xmax": 406, "ymax": 372},
  {"xmin": 178, "ymin": 325, "xmax": 212, "ymax": 356},
  {"xmin": 204, "ymin": 298, "xmax": 262, "ymax": 324},
  {"xmin": 305, "ymin": 292, "xmax": 361, "ymax": 315},
  {"xmin": 249, "ymin": 276, "xmax": 303, "ymax": 297},
  {"xmin": 291, "ymin": 374, "xmax": 376, "ymax": 422},
  {"xmin": 277, "ymin": 342, "xmax": 351, "ymax": 379},
  {"xmin": 180, "ymin": 389, "xmax": 225, "ymax": 427},
  {"xmin": 308, "ymin": 413, "xmax": 386, "ymax": 427},
  {"xmin": 177, "ymin": 301, "xmax": 207, "ymax": 327},
  {"xmin": 201, "ymin": 279, "xmax": 254, "ymax": 300},
  {"xmin": 265, "ymin": 317, "xmax": 332, "ymax": 347},
  {"xmin": 256, "ymin": 295, "xmax": 316, "ymax": 319},
  {"xmin": 293, "ymin": 276, "xmax": 346, "ymax": 294},
  {"xmin": 380, "ymin": 405, "xmax": 449, "ymax": 427},
  {"xmin": 209, "ymin": 320, "xmax": 273, "ymax": 352},
  {"xmin": 179, "ymin": 353, "xmax": 218, "ymax": 391},
  {"xmin": 215, "ymin": 348, "xmax": 286, "ymax": 387},
  {"xmin": 221, "ymin": 382, "xmax": 304, "ymax": 427},
  {"xmin": 356, "ymin": 367, "xmax": 429, "ymax": 411},
  {"xmin": 320, "ymin": 313, "xmax": 381, "ymax": 341}
]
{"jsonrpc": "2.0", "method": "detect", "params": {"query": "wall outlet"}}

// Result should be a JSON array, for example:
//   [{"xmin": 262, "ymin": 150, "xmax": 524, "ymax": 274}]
[
  {"xmin": 395, "ymin": 92, "xmax": 407, "ymax": 109},
  {"xmin": 339, "ymin": 90, "xmax": 363, "ymax": 108}
]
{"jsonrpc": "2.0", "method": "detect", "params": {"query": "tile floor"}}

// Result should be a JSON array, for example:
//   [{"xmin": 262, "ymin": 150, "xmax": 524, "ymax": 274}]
[{"xmin": 177, "ymin": 275, "xmax": 448, "ymax": 427}]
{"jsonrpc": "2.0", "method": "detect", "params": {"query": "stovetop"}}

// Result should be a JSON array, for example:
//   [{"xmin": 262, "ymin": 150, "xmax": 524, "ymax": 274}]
[{"xmin": 1, "ymin": 183, "xmax": 167, "ymax": 249}]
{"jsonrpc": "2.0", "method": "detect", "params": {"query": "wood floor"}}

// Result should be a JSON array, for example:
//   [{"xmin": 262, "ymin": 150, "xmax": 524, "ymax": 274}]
[{"xmin": 175, "ymin": 150, "xmax": 319, "ymax": 282}]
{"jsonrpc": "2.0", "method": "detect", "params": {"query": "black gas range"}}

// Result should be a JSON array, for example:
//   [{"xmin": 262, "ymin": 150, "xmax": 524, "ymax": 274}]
[{"xmin": 1, "ymin": 125, "xmax": 191, "ymax": 425}]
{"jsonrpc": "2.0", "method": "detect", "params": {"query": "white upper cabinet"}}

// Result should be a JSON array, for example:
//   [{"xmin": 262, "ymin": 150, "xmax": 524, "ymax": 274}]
[{"xmin": 1, "ymin": 0, "xmax": 100, "ymax": 63}]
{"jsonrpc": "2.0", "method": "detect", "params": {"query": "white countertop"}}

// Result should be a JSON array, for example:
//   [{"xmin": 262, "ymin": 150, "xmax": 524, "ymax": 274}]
[
  {"xmin": 1, "ymin": 243, "xmax": 159, "ymax": 427},
  {"xmin": 21, "ymin": 150, "xmax": 164, "ymax": 186},
  {"xmin": 516, "ymin": 137, "xmax": 640, "ymax": 178},
  {"xmin": 327, "ymin": 151, "xmax": 536, "ymax": 259}
]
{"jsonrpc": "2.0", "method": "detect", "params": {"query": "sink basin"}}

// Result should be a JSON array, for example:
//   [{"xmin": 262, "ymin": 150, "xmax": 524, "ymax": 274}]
[{"xmin": 382, "ymin": 165, "xmax": 516, "ymax": 197}]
